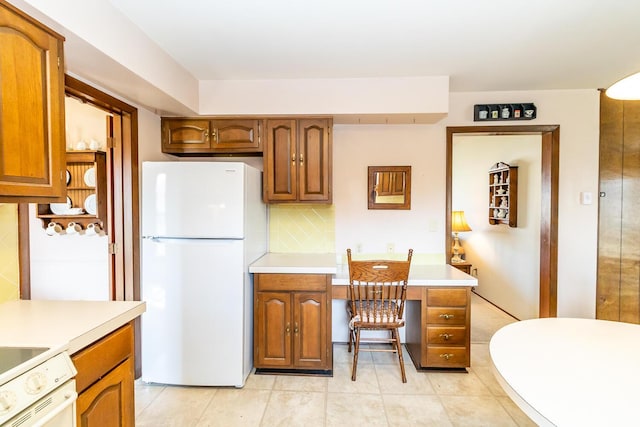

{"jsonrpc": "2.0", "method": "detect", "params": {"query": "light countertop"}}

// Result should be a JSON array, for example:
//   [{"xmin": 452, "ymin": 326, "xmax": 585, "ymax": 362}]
[
  {"xmin": 333, "ymin": 263, "xmax": 477, "ymax": 286},
  {"xmin": 0, "ymin": 300, "xmax": 146, "ymax": 384},
  {"xmin": 249, "ymin": 253, "xmax": 338, "ymax": 274},
  {"xmin": 490, "ymin": 317, "xmax": 640, "ymax": 426},
  {"xmin": 249, "ymin": 253, "xmax": 477, "ymax": 287}
]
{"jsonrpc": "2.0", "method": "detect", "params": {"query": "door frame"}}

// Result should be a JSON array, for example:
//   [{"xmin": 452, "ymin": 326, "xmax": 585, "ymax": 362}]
[
  {"xmin": 19, "ymin": 74, "xmax": 140, "ymax": 372},
  {"xmin": 446, "ymin": 125, "xmax": 559, "ymax": 317}
]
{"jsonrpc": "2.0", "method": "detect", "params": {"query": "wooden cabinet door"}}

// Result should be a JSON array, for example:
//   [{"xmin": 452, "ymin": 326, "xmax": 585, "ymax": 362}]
[
  {"xmin": 211, "ymin": 119, "xmax": 262, "ymax": 153},
  {"xmin": 161, "ymin": 119, "xmax": 211, "ymax": 153},
  {"xmin": 264, "ymin": 119, "xmax": 297, "ymax": 202},
  {"xmin": 293, "ymin": 291, "xmax": 328, "ymax": 368},
  {"xmin": 255, "ymin": 291, "xmax": 292, "ymax": 367},
  {"xmin": 298, "ymin": 119, "xmax": 331, "ymax": 202},
  {"xmin": 76, "ymin": 358, "xmax": 134, "ymax": 427},
  {"xmin": 0, "ymin": 2, "xmax": 65, "ymax": 201}
]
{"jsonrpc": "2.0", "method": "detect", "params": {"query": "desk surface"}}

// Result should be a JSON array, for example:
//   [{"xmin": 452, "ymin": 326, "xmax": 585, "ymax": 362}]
[
  {"xmin": 249, "ymin": 253, "xmax": 477, "ymax": 287},
  {"xmin": 490, "ymin": 318, "xmax": 640, "ymax": 426}
]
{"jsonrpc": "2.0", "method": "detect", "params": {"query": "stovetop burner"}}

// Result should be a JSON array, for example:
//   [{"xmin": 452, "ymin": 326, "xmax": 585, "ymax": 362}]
[{"xmin": 0, "ymin": 347, "xmax": 49, "ymax": 376}]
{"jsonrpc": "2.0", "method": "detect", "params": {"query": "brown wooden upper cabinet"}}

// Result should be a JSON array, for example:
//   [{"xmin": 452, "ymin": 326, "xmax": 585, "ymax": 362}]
[
  {"xmin": 264, "ymin": 118, "xmax": 332, "ymax": 203},
  {"xmin": 161, "ymin": 118, "xmax": 263, "ymax": 155},
  {"xmin": 0, "ymin": 1, "xmax": 66, "ymax": 202}
]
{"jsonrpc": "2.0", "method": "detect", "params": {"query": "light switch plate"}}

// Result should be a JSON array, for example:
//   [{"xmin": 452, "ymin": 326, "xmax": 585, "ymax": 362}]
[{"xmin": 580, "ymin": 192, "xmax": 593, "ymax": 205}]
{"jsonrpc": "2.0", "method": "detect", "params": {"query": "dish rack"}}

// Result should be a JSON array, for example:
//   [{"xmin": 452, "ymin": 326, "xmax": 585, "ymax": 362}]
[{"xmin": 37, "ymin": 151, "xmax": 107, "ymax": 234}]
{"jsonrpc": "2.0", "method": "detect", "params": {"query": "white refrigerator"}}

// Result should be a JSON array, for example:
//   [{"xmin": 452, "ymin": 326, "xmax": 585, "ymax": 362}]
[{"xmin": 140, "ymin": 161, "xmax": 267, "ymax": 387}]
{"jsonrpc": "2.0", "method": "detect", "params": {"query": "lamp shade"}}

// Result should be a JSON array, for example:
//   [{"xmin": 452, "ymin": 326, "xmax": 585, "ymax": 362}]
[
  {"xmin": 451, "ymin": 211, "xmax": 472, "ymax": 232},
  {"xmin": 606, "ymin": 71, "xmax": 640, "ymax": 100}
]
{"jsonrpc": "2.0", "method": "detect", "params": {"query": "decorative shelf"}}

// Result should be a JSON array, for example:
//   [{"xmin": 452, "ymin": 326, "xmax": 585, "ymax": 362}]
[
  {"xmin": 474, "ymin": 103, "xmax": 536, "ymax": 121},
  {"xmin": 488, "ymin": 162, "xmax": 518, "ymax": 227},
  {"xmin": 37, "ymin": 151, "xmax": 107, "ymax": 234}
]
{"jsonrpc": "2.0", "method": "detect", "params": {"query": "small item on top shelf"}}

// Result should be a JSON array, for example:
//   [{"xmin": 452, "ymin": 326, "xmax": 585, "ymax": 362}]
[{"xmin": 84, "ymin": 167, "xmax": 96, "ymax": 187}]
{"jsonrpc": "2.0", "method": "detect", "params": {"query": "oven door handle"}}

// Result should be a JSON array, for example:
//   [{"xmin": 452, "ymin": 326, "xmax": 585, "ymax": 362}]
[{"xmin": 33, "ymin": 389, "xmax": 77, "ymax": 427}]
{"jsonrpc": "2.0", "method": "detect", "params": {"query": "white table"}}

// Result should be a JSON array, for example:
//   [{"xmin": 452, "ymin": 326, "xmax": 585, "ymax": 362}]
[{"xmin": 490, "ymin": 318, "xmax": 640, "ymax": 426}]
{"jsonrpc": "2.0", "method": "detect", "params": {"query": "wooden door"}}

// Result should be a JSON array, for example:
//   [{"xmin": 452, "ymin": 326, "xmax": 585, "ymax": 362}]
[
  {"xmin": 298, "ymin": 119, "xmax": 332, "ymax": 202},
  {"xmin": 0, "ymin": 2, "xmax": 65, "ymax": 201},
  {"xmin": 264, "ymin": 119, "xmax": 297, "ymax": 202},
  {"xmin": 211, "ymin": 119, "xmax": 263, "ymax": 152},
  {"xmin": 161, "ymin": 119, "xmax": 211, "ymax": 153},
  {"xmin": 76, "ymin": 358, "xmax": 134, "ymax": 427},
  {"xmin": 255, "ymin": 291, "xmax": 292, "ymax": 367},
  {"xmin": 598, "ymin": 92, "xmax": 640, "ymax": 323},
  {"xmin": 292, "ymin": 291, "xmax": 328, "ymax": 368}
]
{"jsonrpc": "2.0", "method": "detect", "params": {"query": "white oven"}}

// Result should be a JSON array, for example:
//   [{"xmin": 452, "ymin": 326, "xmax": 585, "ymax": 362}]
[{"xmin": 0, "ymin": 349, "xmax": 77, "ymax": 427}]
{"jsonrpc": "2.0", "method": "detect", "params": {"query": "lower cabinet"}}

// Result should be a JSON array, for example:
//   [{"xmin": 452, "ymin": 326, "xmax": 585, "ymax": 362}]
[
  {"xmin": 72, "ymin": 323, "xmax": 135, "ymax": 426},
  {"xmin": 406, "ymin": 287, "xmax": 471, "ymax": 369},
  {"xmin": 254, "ymin": 273, "xmax": 332, "ymax": 373}
]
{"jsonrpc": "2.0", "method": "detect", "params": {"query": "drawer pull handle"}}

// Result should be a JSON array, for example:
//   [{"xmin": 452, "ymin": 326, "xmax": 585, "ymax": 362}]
[
  {"xmin": 439, "ymin": 314, "xmax": 455, "ymax": 320},
  {"xmin": 294, "ymin": 322, "xmax": 299, "ymax": 334},
  {"xmin": 439, "ymin": 333, "xmax": 453, "ymax": 340},
  {"xmin": 286, "ymin": 323, "xmax": 290, "ymax": 334},
  {"xmin": 440, "ymin": 353, "xmax": 454, "ymax": 360}
]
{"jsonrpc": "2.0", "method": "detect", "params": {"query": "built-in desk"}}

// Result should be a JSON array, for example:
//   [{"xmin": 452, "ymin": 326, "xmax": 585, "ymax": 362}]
[
  {"xmin": 333, "ymin": 264, "xmax": 477, "ymax": 370},
  {"xmin": 249, "ymin": 254, "xmax": 478, "ymax": 371}
]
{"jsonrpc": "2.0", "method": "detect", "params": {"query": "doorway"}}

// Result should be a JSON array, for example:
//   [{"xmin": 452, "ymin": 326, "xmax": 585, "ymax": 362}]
[
  {"xmin": 18, "ymin": 75, "xmax": 140, "ymax": 371},
  {"xmin": 446, "ymin": 125, "xmax": 559, "ymax": 317}
]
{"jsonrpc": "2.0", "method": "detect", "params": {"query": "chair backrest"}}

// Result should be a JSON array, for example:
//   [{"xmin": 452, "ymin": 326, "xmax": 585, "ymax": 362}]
[{"xmin": 347, "ymin": 249, "xmax": 413, "ymax": 324}]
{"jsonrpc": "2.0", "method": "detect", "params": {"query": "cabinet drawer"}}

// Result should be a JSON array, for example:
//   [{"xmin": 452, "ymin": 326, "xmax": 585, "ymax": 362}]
[
  {"xmin": 72, "ymin": 323, "xmax": 134, "ymax": 393},
  {"xmin": 256, "ymin": 274, "xmax": 328, "ymax": 292},
  {"xmin": 425, "ymin": 347, "xmax": 469, "ymax": 368},
  {"xmin": 426, "ymin": 307, "xmax": 467, "ymax": 325},
  {"xmin": 427, "ymin": 288, "xmax": 468, "ymax": 307},
  {"xmin": 426, "ymin": 326, "xmax": 467, "ymax": 345}
]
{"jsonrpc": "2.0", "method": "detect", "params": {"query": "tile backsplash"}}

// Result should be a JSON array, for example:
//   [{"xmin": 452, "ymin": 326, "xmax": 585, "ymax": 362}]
[
  {"xmin": 0, "ymin": 204, "xmax": 19, "ymax": 302},
  {"xmin": 269, "ymin": 204, "xmax": 335, "ymax": 253}
]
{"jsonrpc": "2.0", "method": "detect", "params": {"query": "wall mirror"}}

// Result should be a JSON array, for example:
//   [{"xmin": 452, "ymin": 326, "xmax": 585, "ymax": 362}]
[{"xmin": 368, "ymin": 166, "xmax": 411, "ymax": 210}]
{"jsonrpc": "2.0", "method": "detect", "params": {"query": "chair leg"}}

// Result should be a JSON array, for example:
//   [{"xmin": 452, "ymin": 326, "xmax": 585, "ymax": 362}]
[
  {"xmin": 348, "ymin": 326, "xmax": 353, "ymax": 353},
  {"xmin": 393, "ymin": 328, "xmax": 407, "ymax": 383},
  {"xmin": 352, "ymin": 328, "xmax": 361, "ymax": 381}
]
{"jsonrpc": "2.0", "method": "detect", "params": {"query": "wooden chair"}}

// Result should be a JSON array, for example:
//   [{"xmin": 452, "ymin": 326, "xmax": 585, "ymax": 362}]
[{"xmin": 346, "ymin": 248, "xmax": 413, "ymax": 382}]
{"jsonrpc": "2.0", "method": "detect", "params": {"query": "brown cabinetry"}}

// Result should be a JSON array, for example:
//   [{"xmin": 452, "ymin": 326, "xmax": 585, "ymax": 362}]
[
  {"xmin": 489, "ymin": 162, "xmax": 518, "ymax": 227},
  {"xmin": 254, "ymin": 273, "xmax": 332, "ymax": 373},
  {"xmin": 406, "ymin": 287, "xmax": 471, "ymax": 369},
  {"xmin": 162, "ymin": 118, "xmax": 263, "ymax": 155},
  {"xmin": 72, "ymin": 323, "xmax": 135, "ymax": 427},
  {"xmin": 0, "ymin": 1, "xmax": 66, "ymax": 202},
  {"xmin": 451, "ymin": 262, "xmax": 472, "ymax": 275},
  {"xmin": 597, "ymin": 92, "xmax": 640, "ymax": 323},
  {"xmin": 37, "ymin": 151, "xmax": 108, "ymax": 233},
  {"xmin": 264, "ymin": 118, "xmax": 332, "ymax": 203}
]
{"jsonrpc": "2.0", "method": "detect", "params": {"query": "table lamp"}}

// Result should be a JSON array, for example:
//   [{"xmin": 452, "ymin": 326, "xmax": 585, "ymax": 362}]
[{"xmin": 451, "ymin": 210, "xmax": 472, "ymax": 263}]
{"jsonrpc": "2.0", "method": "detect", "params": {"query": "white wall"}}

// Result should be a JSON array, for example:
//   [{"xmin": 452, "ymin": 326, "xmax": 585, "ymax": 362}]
[
  {"xmin": 134, "ymin": 89, "xmax": 600, "ymax": 321},
  {"xmin": 29, "ymin": 98, "xmax": 110, "ymax": 301},
  {"xmin": 453, "ymin": 135, "xmax": 542, "ymax": 320},
  {"xmin": 333, "ymin": 124, "xmax": 446, "ymax": 260},
  {"xmin": 447, "ymin": 90, "xmax": 600, "ymax": 319}
]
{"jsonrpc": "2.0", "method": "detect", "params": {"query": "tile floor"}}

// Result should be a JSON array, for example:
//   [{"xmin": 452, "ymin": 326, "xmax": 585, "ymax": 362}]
[{"xmin": 135, "ymin": 293, "xmax": 536, "ymax": 426}]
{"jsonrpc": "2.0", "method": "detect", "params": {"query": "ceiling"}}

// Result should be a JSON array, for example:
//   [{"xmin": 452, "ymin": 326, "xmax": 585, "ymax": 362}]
[{"xmin": 108, "ymin": 0, "xmax": 640, "ymax": 93}]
